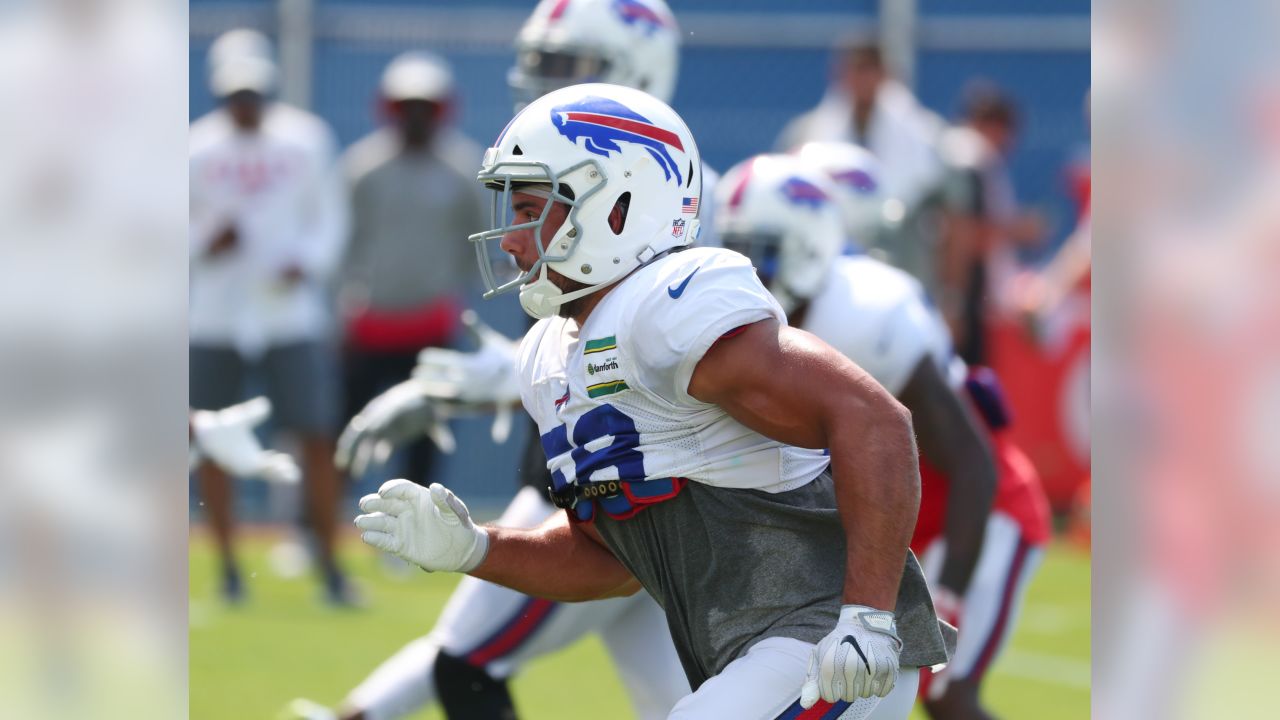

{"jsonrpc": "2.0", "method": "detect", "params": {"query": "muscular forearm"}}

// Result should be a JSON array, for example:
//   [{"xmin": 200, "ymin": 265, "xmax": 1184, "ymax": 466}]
[
  {"xmin": 832, "ymin": 399, "xmax": 920, "ymax": 611},
  {"xmin": 937, "ymin": 456, "xmax": 994, "ymax": 594},
  {"xmin": 687, "ymin": 323, "xmax": 919, "ymax": 609},
  {"xmin": 469, "ymin": 513, "xmax": 639, "ymax": 602},
  {"xmin": 900, "ymin": 358, "xmax": 997, "ymax": 596}
]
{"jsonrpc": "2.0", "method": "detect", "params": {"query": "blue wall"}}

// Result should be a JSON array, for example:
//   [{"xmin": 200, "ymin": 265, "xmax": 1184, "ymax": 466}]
[{"xmin": 191, "ymin": 1, "xmax": 1089, "ymax": 232}]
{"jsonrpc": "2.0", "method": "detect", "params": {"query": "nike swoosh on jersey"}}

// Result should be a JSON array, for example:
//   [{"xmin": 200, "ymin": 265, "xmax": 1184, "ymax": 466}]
[{"xmin": 667, "ymin": 267, "xmax": 701, "ymax": 298}]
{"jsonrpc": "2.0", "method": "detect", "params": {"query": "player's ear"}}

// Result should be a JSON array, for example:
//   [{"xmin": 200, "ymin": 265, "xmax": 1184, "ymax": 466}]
[{"xmin": 608, "ymin": 192, "xmax": 630, "ymax": 234}]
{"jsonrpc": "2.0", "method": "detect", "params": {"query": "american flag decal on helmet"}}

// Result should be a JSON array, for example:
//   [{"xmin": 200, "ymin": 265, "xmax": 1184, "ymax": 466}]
[
  {"xmin": 682, "ymin": 197, "xmax": 698, "ymax": 214},
  {"xmin": 551, "ymin": 96, "xmax": 684, "ymax": 185}
]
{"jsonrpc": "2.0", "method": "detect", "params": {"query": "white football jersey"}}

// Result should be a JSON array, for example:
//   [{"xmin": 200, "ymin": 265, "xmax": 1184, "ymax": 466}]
[
  {"xmin": 517, "ymin": 247, "xmax": 829, "ymax": 495},
  {"xmin": 801, "ymin": 255, "xmax": 957, "ymax": 396}
]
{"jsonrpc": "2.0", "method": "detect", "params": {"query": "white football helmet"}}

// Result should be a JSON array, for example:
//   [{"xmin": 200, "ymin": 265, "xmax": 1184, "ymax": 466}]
[
  {"xmin": 794, "ymin": 141, "xmax": 898, "ymax": 249},
  {"xmin": 470, "ymin": 83, "xmax": 702, "ymax": 320},
  {"xmin": 509, "ymin": 0, "xmax": 680, "ymax": 109},
  {"xmin": 714, "ymin": 154, "xmax": 844, "ymax": 314}
]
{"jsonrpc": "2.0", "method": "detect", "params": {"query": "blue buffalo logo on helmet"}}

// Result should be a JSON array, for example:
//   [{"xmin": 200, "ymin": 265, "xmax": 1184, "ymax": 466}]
[
  {"xmin": 551, "ymin": 95, "xmax": 685, "ymax": 184},
  {"xmin": 831, "ymin": 168, "xmax": 878, "ymax": 195},
  {"xmin": 612, "ymin": 0, "xmax": 669, "ymax": 35},
  {"xmin": 780, "ymin": 177, "xmax": 830, "ymax": 208}
]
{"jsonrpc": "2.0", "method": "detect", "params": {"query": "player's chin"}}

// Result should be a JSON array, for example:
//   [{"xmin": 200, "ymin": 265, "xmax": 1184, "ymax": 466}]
[
  {"xmin": 553, "ymin": 275, "xmax": 591, "ymax": 318},
  {"xmin": 540, "ymin": 268, "xmax": 580, "ymax": 293}
]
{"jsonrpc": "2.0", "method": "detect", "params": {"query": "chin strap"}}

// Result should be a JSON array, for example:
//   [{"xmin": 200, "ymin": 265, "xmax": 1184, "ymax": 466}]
[
  {"xmin": 518, "ymin": 264, "xmax": 616, "ymax": 320},
  {"xmin": 518, "ymin": 238, "xmax": 693, "ymax": 320}
]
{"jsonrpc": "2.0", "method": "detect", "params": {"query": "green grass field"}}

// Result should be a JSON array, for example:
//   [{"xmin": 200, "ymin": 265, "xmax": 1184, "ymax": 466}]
[{"xmin": 190, "ymin": 530, "xmax": 1089, "ymax": 719}]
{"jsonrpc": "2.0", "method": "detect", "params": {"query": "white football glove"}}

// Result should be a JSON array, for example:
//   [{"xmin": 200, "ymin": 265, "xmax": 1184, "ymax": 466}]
[
  {"xmin": 800, "ymin": 605, "xmax": 903, "ymax": 708},
  {"xmin": 413, "ymin": 310, "xmax": 521, "ymax": 444},
  {"xmin": 191, "ymin": 397, "xmax": 300, "ymax": 484},
  {"xmin": 335, "ymin": 378, "xmax": 457, "ymax": 477},
  {"xmin": 335, "ymin": 312, "xmax": 521, "ymax": 476},
  {"xmin": 354, "ymin": 480, "xmax": 489, "ymax": 573}
]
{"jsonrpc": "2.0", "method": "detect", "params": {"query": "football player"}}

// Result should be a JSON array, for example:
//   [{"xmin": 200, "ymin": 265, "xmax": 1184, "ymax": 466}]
[
  {"xmin": 294, "ymin": 2, "xmax": 700, "ymax": 719},
  {"xmin": 717, "ymin": 152, "xmax": 1051, "ymax": 720},
  {"xmin": 355, "ymin": 83, "xmax": 951, "ymax": 720}
]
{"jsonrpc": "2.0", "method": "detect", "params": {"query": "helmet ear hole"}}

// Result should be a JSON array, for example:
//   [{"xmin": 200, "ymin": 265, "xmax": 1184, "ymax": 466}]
[
  {"xmin": 609, "ymin": 192, "xmax": 631, "ymax": 234},
  {"xmin": 512, "ymin": 144, "xmax": 524, "ymax": 156}
]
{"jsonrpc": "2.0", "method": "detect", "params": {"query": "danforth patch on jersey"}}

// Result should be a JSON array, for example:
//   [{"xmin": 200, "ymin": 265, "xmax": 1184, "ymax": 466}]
[{"xmin": 583, "ymin": 335, "xmax": 628, "ymax": 398}]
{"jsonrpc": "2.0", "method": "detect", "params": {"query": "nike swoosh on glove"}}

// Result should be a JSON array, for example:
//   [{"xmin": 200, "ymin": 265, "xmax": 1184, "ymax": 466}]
[
  {"xmin": 800, "ymin": 605, "xmax": 903, "ymax": 708},
  {"xmin": 354, "ymin": 480, "xmax": 489, "ymax": 573}
]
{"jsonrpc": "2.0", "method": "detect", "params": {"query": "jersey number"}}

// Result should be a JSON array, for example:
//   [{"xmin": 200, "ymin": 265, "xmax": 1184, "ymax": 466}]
[{"xmin": 540, "ymin": 404, "xmax": 645, "ymax": 484}]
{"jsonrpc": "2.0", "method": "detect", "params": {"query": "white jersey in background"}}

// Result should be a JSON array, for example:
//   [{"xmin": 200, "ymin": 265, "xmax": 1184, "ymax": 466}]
[
  {"xmin": 517, "ymin": 247, "xmax": 829, "ymax": 506},
  {"xmin": 188, "ymin": 103, "xmax": 349, "ymax": 357},
  {"xmin": 802, "ymin": 255, "xmax": 956, "ymax": 395}
]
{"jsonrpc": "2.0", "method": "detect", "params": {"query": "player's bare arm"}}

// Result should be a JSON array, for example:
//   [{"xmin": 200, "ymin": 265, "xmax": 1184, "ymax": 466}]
[
  {"xmin": 688, "ymin": 317, "xmax": 919, "ymax": 611},
  {"xmin": 897, "ymin": 357, "xmax": 995, "ymax": 596},
  {"xmin": 356, "ymin": 479, "xmax": 640, "ymax": 602},
  {"xmin": 472, "ymin": 512, "xmax": 641, "ymax": 602}
]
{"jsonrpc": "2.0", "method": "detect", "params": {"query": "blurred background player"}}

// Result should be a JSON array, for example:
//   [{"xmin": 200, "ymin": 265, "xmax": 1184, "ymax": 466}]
[
  {"xmin": 292, "ymin": 2, "xmax": 695, "ymax": 719},
  {"xmin": 776, "ymin": 40, "xmax": 942, "ymax": 215},
  {"xmin": 934, "ymin": 82, "xmax": 1046, "ymax": 366},
  {"xmin": 189, "ymin": 29, "xmax": 352, "ymax": 603},
  {"xmin": 715, "ymin": 153, "xmax": 1050, "ymax": 720},
  {"xmin": 776, "ymin": 39, "xmax": 947, "ymax": 322},
  {"xmin": 339, "ymin": 51, "xmax": 485, "ymax": 489}
]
